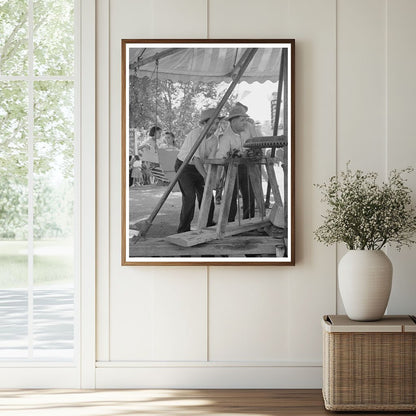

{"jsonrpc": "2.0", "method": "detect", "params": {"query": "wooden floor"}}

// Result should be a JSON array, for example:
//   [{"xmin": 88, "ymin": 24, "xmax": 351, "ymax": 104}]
[{"xmin": 0, "ymin": 389, "xmax": 413, "ymax": 415}]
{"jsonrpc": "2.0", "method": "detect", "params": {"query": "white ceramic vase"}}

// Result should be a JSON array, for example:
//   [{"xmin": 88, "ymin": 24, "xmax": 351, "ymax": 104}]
[{"xmin": 338, "ymin": 250, "xmax": 393, "ymax": 321}]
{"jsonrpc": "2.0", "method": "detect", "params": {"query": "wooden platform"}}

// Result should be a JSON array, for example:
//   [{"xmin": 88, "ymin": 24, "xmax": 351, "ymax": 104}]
[
  {"xmin": 130, "ymin": 234, "xmax": 286, "ymax": 258},
  {"xmin": 166, "ymin": 155, "xmax": 285, "ymax": 248},
  {"xmin": 166, "ymin": 218, "xmax": 271, "ymax": 247}
]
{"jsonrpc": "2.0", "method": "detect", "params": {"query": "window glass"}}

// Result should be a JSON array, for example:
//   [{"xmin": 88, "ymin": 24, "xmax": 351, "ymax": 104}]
[
  {"xmin": 0, "ymin": 0, "xmax": 28, "ymax": 75},
  {"xmin": 0, "ymin": 0, "xmax": 76, "ymax": 362},
  {"xmin": 33, "ymin": 0, "xmax": 74, "ymax": 76},
  {"xmin": 0, "ymin": 81, "xmax": 29, "ymax": 359},
  {"xmin": 32, "ymin": 81, "xmax": 74, "ymax": 359}
]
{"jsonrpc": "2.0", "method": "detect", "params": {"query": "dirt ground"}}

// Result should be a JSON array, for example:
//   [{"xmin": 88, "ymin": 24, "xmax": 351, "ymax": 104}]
[{"xmin": 129, "ymin": 183, "xmax": 192, "ymax": 238}]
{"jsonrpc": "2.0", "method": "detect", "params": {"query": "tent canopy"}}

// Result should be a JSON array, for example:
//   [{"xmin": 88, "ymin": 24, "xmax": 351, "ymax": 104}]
[{"xmin": 129, "ymin": 47, "xmax": 283, "ymax": 84}]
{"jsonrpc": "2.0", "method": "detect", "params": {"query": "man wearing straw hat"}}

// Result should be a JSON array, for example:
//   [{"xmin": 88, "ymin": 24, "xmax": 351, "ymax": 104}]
[
  {"xmin": 174, "ymin": 108, "xmax": 220, "ymax": 233},
  {"xmin": 216, "ymin": 104, "xmax": 255, "ymax": 222}
]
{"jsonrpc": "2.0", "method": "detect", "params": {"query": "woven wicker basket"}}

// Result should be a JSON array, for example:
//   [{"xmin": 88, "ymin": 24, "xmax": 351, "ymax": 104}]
[{"xmin": 322, "ymin": 315, "xmax": 416, "ymax": 411}]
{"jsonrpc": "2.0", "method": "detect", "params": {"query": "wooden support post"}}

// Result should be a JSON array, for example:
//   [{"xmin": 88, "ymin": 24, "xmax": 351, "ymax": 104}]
[
  {"xmin": 247, "ymin": 164, "xmax": 265, "ymax": 217},
  {"xmin": 265, "ymin": 161, "xmax": 283, "ymax": 207},
  {"xmin": 265, "ymin": 161, "xmax": 285, "ymax": 228},
  {"xmin": 283, "ymin": 48, "xmax": 289, "ymax": 229},
  {"xmin": 216, "ymin": 161, "xmax": 238, "ymax": 237},
  {"xmin": 265, "ymin": 48, "xmax": 287, "ymax": 208},
  {"xmin": 197, "ymin": 163, "xmax": 218, "ymax": 229}
]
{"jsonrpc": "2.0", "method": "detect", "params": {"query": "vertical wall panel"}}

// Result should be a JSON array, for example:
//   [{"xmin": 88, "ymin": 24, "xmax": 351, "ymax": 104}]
[
  {"xmin": 106, "ymin": 0, "xmax": 208, "ymax": 361},
  {"xmin": 386, "ymin": 0, "xmax": 416, "ymax": 314},
  {"xmin": 110, "ymin": 269, "xmax": 207, "ymax": 361},
  {"xmin": 110, "ymin": 272, "xmax": 155, "ymax": 360},
  {"xmin": 336, "ymin": 0, "xmax": 387, "ymax": 313},
  {"xmin": 337, "ymin": 0, "xmax": 387, "ymax": 172},
  {"xmin": 151, "ymin": 272, "xmax": 207, "ymax": 361},
  {"xmin": 209, "ymin": 0, "xmax": 290, "ymax": 37},
  {"xmin": 285, "ymin": 0, "xmax": 337, "ymax": 361},
  {"xmin": 208, "ymin": 0, "xmax": 337, "ymax": 365},
  {"xmin": 209, "ymin": 269, "xmax": 290, "ymax": 361}
]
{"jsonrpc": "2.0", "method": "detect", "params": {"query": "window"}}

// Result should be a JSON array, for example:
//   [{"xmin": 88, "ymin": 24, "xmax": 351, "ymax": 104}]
[{"xmin": 0, "ymin": 0, "xmax": 77, "ymax": 361}]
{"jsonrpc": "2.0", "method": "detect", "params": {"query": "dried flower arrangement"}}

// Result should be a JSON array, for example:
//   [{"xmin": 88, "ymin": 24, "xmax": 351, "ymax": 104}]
[{"xmin": 314, "ymin": 164, "xmax": 416, "ymax": 250}]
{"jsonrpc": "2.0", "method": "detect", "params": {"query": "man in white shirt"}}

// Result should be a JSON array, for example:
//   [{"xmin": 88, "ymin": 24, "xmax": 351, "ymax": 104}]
[
  {"xmin": 174, "ymin": 108, "xmax": 220, "ymax": 233},
  {"xmin": 216, "ymin": 105, "xmax": 255, "ymax": 222}
]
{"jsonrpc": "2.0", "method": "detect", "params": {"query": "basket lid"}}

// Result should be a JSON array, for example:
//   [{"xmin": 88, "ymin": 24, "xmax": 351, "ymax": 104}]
[{"xmin": 322, "ymin": 315, "xmax": 416, "ymax": 333}]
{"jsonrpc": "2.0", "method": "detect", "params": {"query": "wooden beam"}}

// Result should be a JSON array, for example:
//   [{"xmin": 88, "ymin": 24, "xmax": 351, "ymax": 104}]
[
  {"xmin": 166, "ymin": 218, "xmax": 271, "ymax": 247},
  {"xmin": 197, "ymin": 164, "xmax": 218, "ymax": 229},
  {"xmin": 216, "ymin": 161, "xmax": 239, "ymax": 236},
  {"xmin": 248, "ymin": 164, "xmax": 265, "ymax": 217},
  {"xmin": 266, "ymin": 49, "xmax": 287, "ymax": 207},
  {"xmin": 265, "ymin": 162, "xmax": 283, "ymax": 207},
  {"xmin": 203, "ymin": 157, "xmax": 283, "ymax": 166},
  {"xmin": 130, "ymin": 48, "xmax": 186, "ymax": 71},
  {"xmin": 130, "ymin": 235, "xmax": 283, "ymax": 257}
]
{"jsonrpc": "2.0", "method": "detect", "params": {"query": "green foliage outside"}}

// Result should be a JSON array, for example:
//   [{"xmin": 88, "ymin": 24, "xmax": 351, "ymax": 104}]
[
  {"xmin": 0, "ymin": 0, "xmax": 74, "ymax": 241},
  {"xmin": 0, "ymin": 240, "xmax": 73, "ymax": 288},
  {"xmin": 0, "ymin": 0, "xmax": 74, "ymax": 76},
  {"xmin": 0, "ymin": 0, "xmax": 28, "ymax": 75},
  {"xmin": 32, "ymin": 0, "xmax": 74, "ymax": 76},
  {"xmin": 314, "ymin": 165, "xmax": 416, "ymax": 250}
]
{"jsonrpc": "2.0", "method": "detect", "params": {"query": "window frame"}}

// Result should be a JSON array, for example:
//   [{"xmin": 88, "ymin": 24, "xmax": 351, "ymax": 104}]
[{"xmin": 0, "ymin": 0, "xmax": 96, "ymax": 388}]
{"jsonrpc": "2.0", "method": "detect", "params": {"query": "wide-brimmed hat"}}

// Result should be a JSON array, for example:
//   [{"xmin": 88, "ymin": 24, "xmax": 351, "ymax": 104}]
[
  {"xmin": 199, "ymin": 108, "xmax": 218, "ymax": 124},
  {"xmin": 235, "ymin": 101, "xmax": 248, "ymax": 112},
  {"xmin": 227, "ymin": 105, "xmax": 250, "ymax": 121}
]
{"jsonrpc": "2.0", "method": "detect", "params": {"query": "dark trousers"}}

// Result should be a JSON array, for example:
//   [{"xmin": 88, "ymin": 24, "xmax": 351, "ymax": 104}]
[
  {"xmin": 228, "ymin": 164, "xmax": 255, "ymax": 222},
  {"xmin": 175, "ymin": 158, "xmax": 215, "ymax": 233}
]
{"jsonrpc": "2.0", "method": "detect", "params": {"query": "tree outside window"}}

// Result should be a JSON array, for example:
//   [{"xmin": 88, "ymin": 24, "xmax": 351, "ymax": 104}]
[{"xmin": 0, "ymin": 0, "xmax": 76, "ymax": 360}]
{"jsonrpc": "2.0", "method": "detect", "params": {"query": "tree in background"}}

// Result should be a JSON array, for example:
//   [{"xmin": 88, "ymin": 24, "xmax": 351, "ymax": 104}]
[
  {"xmin": 129, "ymin": 75, "xmax": 236, "ymax": 145},
  {"xmin": 0, "ymin": 0, "xmax": 74, "ymax": 240}
]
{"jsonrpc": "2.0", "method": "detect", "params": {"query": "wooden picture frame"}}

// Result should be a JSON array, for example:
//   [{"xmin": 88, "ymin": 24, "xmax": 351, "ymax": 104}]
[{"xmin": 122, "ymin": 39, "xmax": 295, "ymax": 265}]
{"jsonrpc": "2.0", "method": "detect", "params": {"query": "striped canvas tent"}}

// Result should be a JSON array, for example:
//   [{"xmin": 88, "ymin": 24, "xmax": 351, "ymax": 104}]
[{"xmin": 129, "ymin": 44, "xmax": 283, "ymax": 84}]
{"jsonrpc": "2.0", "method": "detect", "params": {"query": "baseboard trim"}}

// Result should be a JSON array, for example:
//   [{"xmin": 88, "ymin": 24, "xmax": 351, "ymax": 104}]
[
  {"xmin": 96, "ymin": 365, "xmax": 323, "ymax": 388},
  {"xmin": 96, "ymin": 360, "xmax": 321, "ymax": 368}
]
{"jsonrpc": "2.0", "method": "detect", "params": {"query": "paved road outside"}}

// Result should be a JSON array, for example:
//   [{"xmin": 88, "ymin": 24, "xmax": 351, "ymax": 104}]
[{"xmin": 0, "ymin": 287, "xmax": 74, "ymax": 360}]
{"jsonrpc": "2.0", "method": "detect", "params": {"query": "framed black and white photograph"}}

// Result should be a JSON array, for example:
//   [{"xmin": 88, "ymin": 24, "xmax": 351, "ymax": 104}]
[{"xmin": 122, "ymin": 39, "xmax": 295, "ymax": 265}]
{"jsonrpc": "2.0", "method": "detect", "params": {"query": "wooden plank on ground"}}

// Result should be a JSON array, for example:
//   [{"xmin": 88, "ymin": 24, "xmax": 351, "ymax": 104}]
[
  {"xmin": 130, "ymin": 235, "xmax": 283, "ymax": 257},
  {"xmin": 165, "ymin": 229, "xmax": 217, "ymax": 247},
  {"xmin": 166, "ymin": 218, "xmax": 271, "ymax": 247}
]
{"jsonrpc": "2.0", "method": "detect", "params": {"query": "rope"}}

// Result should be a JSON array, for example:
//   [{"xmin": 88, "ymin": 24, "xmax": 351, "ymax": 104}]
[
  {"xmin": 233, "ymin": 48, "xmax": 238, "ymax": 69},
  {"xmin": 135, "ymin": 48, "xmax": 146, "ymax": 76}
]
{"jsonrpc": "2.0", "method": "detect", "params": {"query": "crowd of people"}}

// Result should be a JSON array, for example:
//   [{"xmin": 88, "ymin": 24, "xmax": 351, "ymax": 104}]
[{"xmin": 130, "ymin": 102, "xmax": 265, "ymax": 234}]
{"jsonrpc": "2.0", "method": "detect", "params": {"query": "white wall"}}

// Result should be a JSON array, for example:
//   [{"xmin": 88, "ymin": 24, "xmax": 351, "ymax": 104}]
[{"xmin": 95, "ymin": 0, "xmax": 416, "ymax": 388}]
